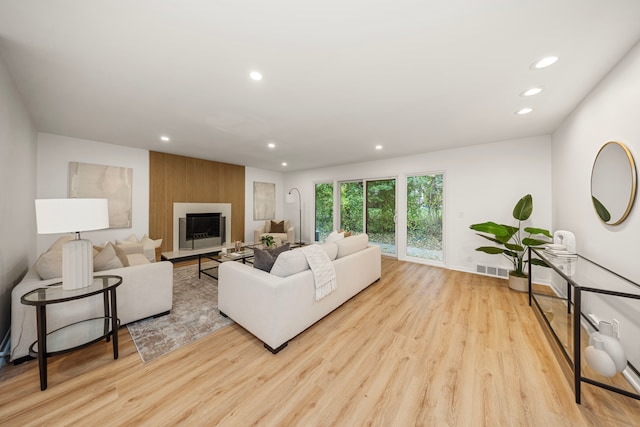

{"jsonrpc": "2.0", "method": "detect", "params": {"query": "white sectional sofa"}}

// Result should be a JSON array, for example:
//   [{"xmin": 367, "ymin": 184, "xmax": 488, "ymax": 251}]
[
  {"xmin": 218, "ymin": 234, "xmax": 381, "ymax": 353},
  {"xmin": 11, "ymin": 249, "xmax": 173, "ymax": 362}
]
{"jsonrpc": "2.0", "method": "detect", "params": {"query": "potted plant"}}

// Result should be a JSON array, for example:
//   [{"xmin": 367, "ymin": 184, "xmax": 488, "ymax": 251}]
[
  {"xmin": 260, "ymin": 234, "xmax": 275, "ymax": 248},
  {"xmin": 469, "ymin": 194, "xmax": 551, "ymax": 292}
]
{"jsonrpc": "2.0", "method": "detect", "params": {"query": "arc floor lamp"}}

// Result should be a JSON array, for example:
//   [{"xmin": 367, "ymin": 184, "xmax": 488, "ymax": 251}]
[{"xmin": 286, "ymin": 188, "xmax": 302, "ymax": 244}]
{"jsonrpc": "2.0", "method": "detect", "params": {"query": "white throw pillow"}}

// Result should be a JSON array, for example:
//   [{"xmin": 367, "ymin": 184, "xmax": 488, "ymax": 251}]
[
  {"xmin": 48, "ymin": 235, "xmax": 74, "ymax": 251},
  {"xmin": 140, "ymin": 235, "xmax": 156, "ymax": 251},
  {"xmin": 142, "ymin": 234, "xmax": 163, "ymax": 248},
  {"xmin": 270, "ymin": 249, "xmax": 310, "ymax": 277},
  {"xmin": 94, "ymin": 242, "xmax": 125, "ymax": 271},
  {"xmin": 34, "ymin": 250, "xmax": 64, "ymax": 280},
  {"xmin": 115, "ymin": 242, "xmax": 143, "ymax": 256},
  {"xmin": 116, "ymin": 239, "xmax": 136, "ymax": 246},
  {"xmin": 33, "ymin": 236, "xmax": 74, "ymax": 279},
  {"xmin": 325, "ymin": 231, "xmax": 344, "ymax": 244},
  {"xmin": 336, "ymin": 234, "xmax": 369, "ymax": 259},
  {"xmin": 319, "ymin": 242, "xmax": 338, "ymax": 261},
  {"xmin": 126, "ymin": 253, "xmax": 151, "ymax": 266}
]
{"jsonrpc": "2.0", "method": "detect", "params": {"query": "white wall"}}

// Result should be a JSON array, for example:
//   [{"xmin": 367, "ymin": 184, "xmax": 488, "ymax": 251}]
[
  {"xmin": 244, "ymin": 167, "xmax": 284, "ymax": 243},
  {"xmin": 552, "ymin": 40, "xmax": 640, "ymax": 369},
  {"xmin": 36, "ymin": 133, "xmax": 150, "ymax": 253},
  {"xmin": 552, "ymin": 42, "xmax": 640, "ymax": 281},
  {"xmin": 283, "ymin": 135, "xmax": 552, "ymax": 279},
  {"xmin": 0, "ymin": 54, "xmax": 37, "ymax": 344}
]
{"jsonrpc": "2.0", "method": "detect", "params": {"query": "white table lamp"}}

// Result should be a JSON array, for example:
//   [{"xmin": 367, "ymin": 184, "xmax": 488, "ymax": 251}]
[{"xmin": 35, "ymin": 198, "xmax": 109, "ymax": 290}]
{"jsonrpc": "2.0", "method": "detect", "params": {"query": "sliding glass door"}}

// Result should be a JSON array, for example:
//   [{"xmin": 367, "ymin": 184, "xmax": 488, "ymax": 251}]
[
  {"xmin": 406, "ymin": 173, "xmax": 444, "ymax": 262},
  {"xmin": 337, "ymin": 178, "xmax": 396, "ymax": 255},
  {"xmin": 315, "ymin": 173, "xmax": 443, "ymax": 262},
  {"xmin": 339, "ymin": 181, "xmax": 364, "ymax": 234},
  {"xmin": 314, "ymin": 182, "xmax": 334, "ymax": 242},
  {"xmin": 366, "ymin": 179, "xmax": 396, "ymax": 255}
]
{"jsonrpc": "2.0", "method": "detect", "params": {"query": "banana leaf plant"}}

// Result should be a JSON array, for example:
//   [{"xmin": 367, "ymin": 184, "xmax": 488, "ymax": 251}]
[{"xmin": 469, "ymin": 194, "xmax": 552, "ymax": 278}]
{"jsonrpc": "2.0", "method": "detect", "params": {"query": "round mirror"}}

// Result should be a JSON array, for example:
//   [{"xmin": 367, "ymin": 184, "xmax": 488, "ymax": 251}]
[{"xmin": 590, "ymin": 141, "xmax": 637, "ymax": 225}]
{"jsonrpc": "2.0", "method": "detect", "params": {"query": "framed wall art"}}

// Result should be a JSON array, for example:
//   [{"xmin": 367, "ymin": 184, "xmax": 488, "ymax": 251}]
[
  {"xmin": 69, "ymin": 161, "xmax": 133, "ymax": 228},
  {"xmin": 253, "ymin": 181, "xmax": 275, "ymax": 220}
]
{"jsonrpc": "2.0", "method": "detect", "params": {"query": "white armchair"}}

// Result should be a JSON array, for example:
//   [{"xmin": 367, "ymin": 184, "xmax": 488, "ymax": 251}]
[{"xmin": 254, "ymin": 220, "xmax": 295, "ymax": 245}]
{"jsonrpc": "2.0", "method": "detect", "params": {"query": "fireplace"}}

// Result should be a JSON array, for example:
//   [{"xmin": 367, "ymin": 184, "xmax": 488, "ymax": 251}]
[{"xmin": 179, "ymin": 212, "xmax": 226, "ymax": 250}]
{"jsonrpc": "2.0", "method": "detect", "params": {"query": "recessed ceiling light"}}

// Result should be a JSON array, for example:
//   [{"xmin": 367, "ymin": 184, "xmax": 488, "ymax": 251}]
[
  {"xmin": 282, "ymin": 162, "xmax": 288, "ymax": 167},
  {"xmin": 268, "ymin": 142, "xmax": 276, "ymax": 149},
  {"xmin": 531, "ymin": 56, "xmax": 558, "ymax": 69},
  {"xmin": 160, "ymin": 135, "xmax": 170, "ymax": 142},
  {"xmin": 515, "ymin": 108, "xmax": 533, "ymax": 115},
  {"xmin": 250, "ymin": 71, "xmax": 263, "ymax": 81},
  {"xmin": 521, "ymin": 87, "xmax": 543, "ymax": 97},
  {"xmin": 375, "ymin": 145, "xmax": 383, "ymax": 150}
]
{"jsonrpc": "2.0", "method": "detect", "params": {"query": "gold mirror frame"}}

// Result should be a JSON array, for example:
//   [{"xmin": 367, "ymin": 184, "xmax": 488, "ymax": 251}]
[{"xmin": 590, "ymin": 141, "xmax": 637, "ymax": 225}]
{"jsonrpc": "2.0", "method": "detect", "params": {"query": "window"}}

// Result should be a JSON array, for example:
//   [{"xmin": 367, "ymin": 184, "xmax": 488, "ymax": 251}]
[
  {"xmin": 314, "ymin": 182, "xmax": 334, "ymax": 242},
  {"xmin": 406, "ymin": 173, "xmax": 444, "ymax": 261},
  {"xmin": 366, "ymin": 179, "xmax": 396, "ymax": 255},
  {"xmin": 340, "ymin": 181, "xmax": 364, "ymax": 234}
]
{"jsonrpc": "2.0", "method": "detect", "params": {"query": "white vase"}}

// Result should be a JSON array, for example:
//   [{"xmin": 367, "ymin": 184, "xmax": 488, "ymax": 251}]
[
  {"xmin": 589, "ymin": 321, "xmax": 627, "ymax": 372},
  {"xmin": 585, "ymin": 338, "xmax": 617, "ymax": 377}
]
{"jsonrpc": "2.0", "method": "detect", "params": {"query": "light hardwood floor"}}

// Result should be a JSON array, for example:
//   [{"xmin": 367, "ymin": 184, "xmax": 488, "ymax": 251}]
[{"xmin": 1, "ymin": 258, "xmax": 639, "ymax": 426}]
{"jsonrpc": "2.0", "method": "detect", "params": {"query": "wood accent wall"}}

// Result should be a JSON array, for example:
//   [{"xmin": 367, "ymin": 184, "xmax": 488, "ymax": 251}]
[{"xmin": 149, "ymin": 151, "xmax": 245, "ymax": 253}]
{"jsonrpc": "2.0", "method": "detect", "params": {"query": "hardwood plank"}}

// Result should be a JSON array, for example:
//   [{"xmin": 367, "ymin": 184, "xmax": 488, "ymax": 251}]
[{"xmin": 1, "ymin": 258, "xmax": 639, "ymax": 426}]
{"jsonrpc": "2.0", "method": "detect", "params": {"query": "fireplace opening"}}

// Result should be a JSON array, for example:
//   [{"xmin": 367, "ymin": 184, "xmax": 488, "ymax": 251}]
[{"xmin": 179, "ymin": 212, "xmax": 226, "ymax": 250}]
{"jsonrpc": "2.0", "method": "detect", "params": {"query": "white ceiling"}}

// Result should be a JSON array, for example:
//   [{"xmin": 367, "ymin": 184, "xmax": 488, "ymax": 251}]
[{"xmin": 1, "ymin": 1, "xmax": 640, "ymax": 172}]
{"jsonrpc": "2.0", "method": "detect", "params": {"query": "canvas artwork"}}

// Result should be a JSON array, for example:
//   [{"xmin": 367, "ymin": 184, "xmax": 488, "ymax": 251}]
[
  {"xmin": 69, "ymin": 161, "xmax": 133, "ymax": 228},
  {"xmin": 253, "ymin": 181, "xmax": 276, "ymax": 220}
]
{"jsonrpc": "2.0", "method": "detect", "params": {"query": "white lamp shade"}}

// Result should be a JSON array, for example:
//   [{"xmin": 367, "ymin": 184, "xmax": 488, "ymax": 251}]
[{"xmin": 35, "ymin": 198, "xmax": 109, "ymax": 234}]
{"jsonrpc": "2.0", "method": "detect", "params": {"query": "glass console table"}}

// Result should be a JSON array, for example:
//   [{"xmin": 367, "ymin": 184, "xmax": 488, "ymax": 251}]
[
  {"xmin": 528, "ymin": 247, "xmax": 640, "ymax": 404},
  {"xmin": 21, "ymin": 275, "xmax": 122, "ymax": 390}
]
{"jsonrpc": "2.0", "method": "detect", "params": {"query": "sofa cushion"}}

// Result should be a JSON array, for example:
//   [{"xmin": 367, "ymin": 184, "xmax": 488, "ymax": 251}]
[
  {"xmin": 320, "ymin": 242, "xmax": 338, "ymax": 261},
  {"xmin": 326, "ymin": 231, "xmax": 344, "ymax": 244},
  {"xmin": 336, "ymin": 234, "xmax": 369, "ymax": 259},
  {"xmin": 33, "ymin": 235, "xmax": 76, "ymax": 279},
  {"xmin": 126, "ymin": 253, "xmax": 152, "ymax": 266},
  {"xmin": 270, "ymin": 220, "xmax": 285, "ymax": 233},
  {"xmin": 264, "ymin": 220, "xmax": 290, "ymax": 233},
  {"xmin": 253, "ymin": 243, "xmax": 290, "ymax": 272},
  {"xmin": 34, "ymin": 250, "xmax": 64, "ymax": 280},
  {"xmin": 141, "ymin": 234, "xmax": 162, "ymax": 249},
  {"xmin": 270, "ymin": 249, "xmax": 309, "ymax": 277},
  {"xmin": 113, "ymin": 244, "xmax": 132, "ymax": 267},
  {"xmin": 142, "ymin": 234, "xmax": 163, "ymax": 248},
  {"xmin": 94, "ymin": 242, "xmax": 125, "ymax": 271},
  {"xmin": 270, "ymin": 243, "xmax": 338, "ymax": 277},
  {"xmin": 115, "ymin": 242, "xmax": 144, "ymax": 255},
  {"xmin": 49, "ymin": 235, "xmax": 74, "ymax": 251}
]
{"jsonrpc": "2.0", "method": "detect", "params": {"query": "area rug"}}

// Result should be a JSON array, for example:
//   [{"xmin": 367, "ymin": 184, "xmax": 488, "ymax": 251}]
[{"xmin": 127, "ymin": 262, "xmax": 233, "ymax": 363}]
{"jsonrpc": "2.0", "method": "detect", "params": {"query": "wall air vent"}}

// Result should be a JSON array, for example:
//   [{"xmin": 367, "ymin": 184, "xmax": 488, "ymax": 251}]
[{"xmin": 476, "ymin": 264, "xmax": 509, "ymax": 279}]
